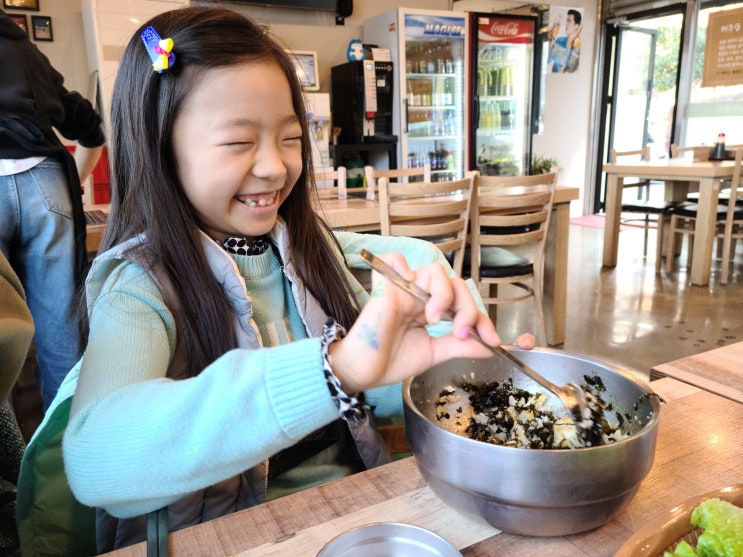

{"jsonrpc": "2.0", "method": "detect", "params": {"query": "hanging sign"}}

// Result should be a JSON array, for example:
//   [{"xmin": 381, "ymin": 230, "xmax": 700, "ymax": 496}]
[{"xmin": 702, "ymin": 6, "xmax": 743, "ymax": 87}]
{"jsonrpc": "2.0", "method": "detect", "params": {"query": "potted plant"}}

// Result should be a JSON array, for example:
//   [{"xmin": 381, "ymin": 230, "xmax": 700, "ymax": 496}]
[{"xmin": 531, "ymin": 154, "xmax": 560, "ymax": 175}]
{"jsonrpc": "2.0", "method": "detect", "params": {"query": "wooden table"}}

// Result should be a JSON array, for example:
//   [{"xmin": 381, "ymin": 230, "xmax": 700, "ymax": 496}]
[
  {"xmin": 85, "ymin": 187, "xmax": 578, "ymax": 346},
  {"xmin": 651, "ymin": 340, "xmax": 743, "ymax": 404},
  {"xmin": 602, "ymin": 159, "xmax": 735, "ymax": 285},
  {"xmin": 102, "ymin": 376, "xmax": 743, "ymax": 557}
]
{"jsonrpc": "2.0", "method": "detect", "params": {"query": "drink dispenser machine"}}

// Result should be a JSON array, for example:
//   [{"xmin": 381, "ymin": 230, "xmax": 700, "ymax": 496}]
[{"xmin": 330, "ymin": 60, "xmax": 395, "ymax": 144}]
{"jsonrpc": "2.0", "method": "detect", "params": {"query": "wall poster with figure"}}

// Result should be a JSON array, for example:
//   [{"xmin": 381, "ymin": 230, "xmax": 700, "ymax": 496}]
[{"xmin": 547, "ymin": 7, "xmax": 583, "ymax": 74}]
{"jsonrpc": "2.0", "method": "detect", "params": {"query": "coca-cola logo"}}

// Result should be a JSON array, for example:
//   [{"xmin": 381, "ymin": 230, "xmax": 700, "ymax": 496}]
[{"xmin": 490, "ymin": 22, "xmax": 520, "ymax": 36}]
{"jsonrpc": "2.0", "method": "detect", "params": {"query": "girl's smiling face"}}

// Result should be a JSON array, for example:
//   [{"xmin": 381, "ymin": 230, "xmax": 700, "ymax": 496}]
[{"xmin": 172, "ymin": 60, "xmax": 304, "ymax": 243}]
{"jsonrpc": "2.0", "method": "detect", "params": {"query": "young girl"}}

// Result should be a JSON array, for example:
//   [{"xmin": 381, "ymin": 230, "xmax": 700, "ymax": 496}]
[{"xmin": 54, "ymin": 6, "xmax": 532, "ymax": 551}]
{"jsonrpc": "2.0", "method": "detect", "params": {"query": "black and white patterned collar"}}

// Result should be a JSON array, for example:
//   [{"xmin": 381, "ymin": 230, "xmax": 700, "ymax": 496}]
[{"xmin": 222, "ymin": 236, "xmax": 270, "ymax": 256}]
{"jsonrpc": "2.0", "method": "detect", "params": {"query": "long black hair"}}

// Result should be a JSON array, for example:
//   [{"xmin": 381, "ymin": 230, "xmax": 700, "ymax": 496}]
[{"xmin": 96, "ymin": 6, "xmax": 361, "ymax": 374}]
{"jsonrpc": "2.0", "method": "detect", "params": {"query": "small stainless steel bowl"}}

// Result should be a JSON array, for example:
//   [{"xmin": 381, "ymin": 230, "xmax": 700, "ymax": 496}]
[
  {"xmin": 403, "ymin": 347, "xmax": 661, "ymax": 537},
  {"xmin": 316, "ymin": 522, "xmax": 461, "ymax": 557}
]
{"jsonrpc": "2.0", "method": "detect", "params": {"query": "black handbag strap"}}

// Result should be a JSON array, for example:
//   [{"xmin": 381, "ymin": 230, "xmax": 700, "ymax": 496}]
[{"xmin": 146, "ymin": 507, "xmax": 169, "ymax": 556}]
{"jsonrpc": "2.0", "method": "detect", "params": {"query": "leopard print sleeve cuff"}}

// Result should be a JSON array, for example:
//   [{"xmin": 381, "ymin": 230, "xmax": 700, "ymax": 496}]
[{"xmin": 321, "ymin": 317, "xmax": 365, "ymax": 422}]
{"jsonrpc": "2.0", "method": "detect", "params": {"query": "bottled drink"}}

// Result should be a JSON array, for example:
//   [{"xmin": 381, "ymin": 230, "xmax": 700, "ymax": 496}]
[
  {"xmin": 507, "ymin": 66, "xmax": 515, "ymax": 96},
  {"xmin": 492, "ymin": 101, "xmax": 501, "ymax": 130},
  {"xmin": 477, "ymin": 68, "xmax": 488, "ymax": 97},
  {"xmin": 418, "ymin": 46, "xmax": 427, "ymax": 74},
  {"xmin": 490, "ymin": 68, "xmax": 500, "ymax": 96},
  {"xmin": 444, "ymin": 78, "xmax": 453, "ymax": 106},
  {"xmin": 426, "ymin": 50, "xmax": 436, "ymax": 74}
]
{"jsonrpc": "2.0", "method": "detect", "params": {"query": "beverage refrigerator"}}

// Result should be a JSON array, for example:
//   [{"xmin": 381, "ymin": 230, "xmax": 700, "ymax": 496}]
[
  {"xmin": 468, "ymin": 13, "xmax": 540, "ymax": 176},
  {"xmin": 363, "ymin": 8, "xmax": 468, "ymax": 181}
]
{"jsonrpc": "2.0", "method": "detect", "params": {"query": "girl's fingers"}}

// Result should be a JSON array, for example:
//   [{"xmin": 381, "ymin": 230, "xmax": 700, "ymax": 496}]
[{"xmin": 515, "ymin": 333, "xmax": 537, "ymax": 350}]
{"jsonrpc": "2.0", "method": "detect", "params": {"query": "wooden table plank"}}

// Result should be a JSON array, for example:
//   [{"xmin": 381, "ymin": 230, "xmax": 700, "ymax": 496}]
[{"xmin": 651, "ymin": 341, "xmax": 743, "ymax": 403}]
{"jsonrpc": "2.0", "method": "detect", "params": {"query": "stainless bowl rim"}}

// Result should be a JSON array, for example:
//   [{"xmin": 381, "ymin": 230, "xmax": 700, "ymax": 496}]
[
  {"xmin": 316, "ymin": 522, "xmax": 462, "ymax": 557},
  {"xmin": 402, "ymin": 346, "xmax": 662, "ymax": 453}
]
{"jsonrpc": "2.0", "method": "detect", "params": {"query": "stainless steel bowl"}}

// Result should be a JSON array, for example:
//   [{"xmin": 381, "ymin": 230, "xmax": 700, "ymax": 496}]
[
  {"xmin": 402, "ymin": 347, "xmax": 661, "ymax": 537},
  {"xmin": 316, "ymin": 523, "xmax": 461, "ymax": 557}
]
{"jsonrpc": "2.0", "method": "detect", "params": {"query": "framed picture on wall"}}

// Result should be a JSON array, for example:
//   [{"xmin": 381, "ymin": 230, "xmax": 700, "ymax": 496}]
[
  {"xmin": 31, "ymin": 15, "xmax": 52, "ymax": 41},
  {"xmin": 8, "ymin": 13, "xmax": 28, "ymax": 36},
  {"xmin": 2, "ymin": 0, "xmax": 40, "ymax": 11}
]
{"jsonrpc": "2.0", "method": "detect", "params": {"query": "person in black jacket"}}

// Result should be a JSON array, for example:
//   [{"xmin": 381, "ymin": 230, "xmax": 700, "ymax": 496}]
[{"xmin": 0, "ymin": 9, "xmax": 105, "ymax": 410}]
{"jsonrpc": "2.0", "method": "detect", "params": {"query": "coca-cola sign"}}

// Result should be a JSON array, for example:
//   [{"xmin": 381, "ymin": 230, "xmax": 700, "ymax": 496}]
[
  {"xmin": 490, "ymin": 21, "xmax": 521, "ymax": 36},
  {"xmin": 478, "ymin": 17, "xmax": 534, "ymax": 44}
]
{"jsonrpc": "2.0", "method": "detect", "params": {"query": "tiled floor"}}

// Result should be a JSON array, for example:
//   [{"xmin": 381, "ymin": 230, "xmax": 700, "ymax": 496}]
[{"xmin": 11, "ymin": 219, "xmax": 743, "ymax": 442}]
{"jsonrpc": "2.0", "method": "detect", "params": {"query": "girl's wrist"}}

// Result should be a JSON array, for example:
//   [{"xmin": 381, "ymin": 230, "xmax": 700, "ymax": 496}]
[{"xmin": 321, "ymin": 318, "xmax": 365, "ymax": 421}]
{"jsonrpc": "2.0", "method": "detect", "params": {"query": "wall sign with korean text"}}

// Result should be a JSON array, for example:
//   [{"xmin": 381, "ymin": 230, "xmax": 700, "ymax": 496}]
[{"xmin": 703, "ymin": 6, "xmax": 743, "ymax": 87}]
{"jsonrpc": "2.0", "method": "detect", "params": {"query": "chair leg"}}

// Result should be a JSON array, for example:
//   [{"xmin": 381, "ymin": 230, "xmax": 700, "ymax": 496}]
[
  {"xmin": 532, "ymin": 283, "xmax": 547, "ymax": 347},
  {"xmin": 642, "ymin": 214, "xmax": 650, "ymax": 257},
  {"xmin": 486, "ymin": 284, "xmax": 499, "ymax": 324},
  {"xmin": 721, "ymin": 230, "xmax": 735, "ymax": 285},
  {"xmin": 686, "ymin": 226, "xmax": 694, "ymax": 269},
  {"xmin": 655, "ymin": 214, "xmax": 666, "ymax": 274},
  {"xmin": 665, "ymin": 216, "xmax": 677, "ymax": 274}
]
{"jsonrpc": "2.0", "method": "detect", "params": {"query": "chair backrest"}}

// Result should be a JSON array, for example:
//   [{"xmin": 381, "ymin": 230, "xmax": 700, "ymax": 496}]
[
  {"xmin": 315, "ymin": 166, "xmax": 348, "ymax": 198},
  {"xmin": 364, "ymin": 164, "xmax": 432, "ymax": 201},
  {"xmin": 720, "ymin": 147, "xmax": 743, "ymax": 285},
  {"xmin": 610, "ymin": 147, "xmax": 651, "ymax": 163},
  {"xmin": 378, "ymin": 172, "xmax": 475, "ymax": 276},
  {"xmin": 671, "ymin": 143, "xmax": 743, "ymax": 161},
  {"xmin": 670, "ymin": 144, "xmax": 710, "ymax": 161},
  {"xmin": 723, "ymin": 147, "xmax": 743, "ymax": 234},
  {"xmin": 470, "ymin": 172, "xmax": 559, "ymax": 283}
]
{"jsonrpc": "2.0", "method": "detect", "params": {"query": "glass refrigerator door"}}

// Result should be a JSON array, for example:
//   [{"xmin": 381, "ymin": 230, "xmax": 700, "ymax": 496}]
[
  {"xmin": 402, "ymin": 13, "xmax": 467, "ymax": 181},
  {"xmin": 473, "ymin": 16, "xmax": 535, "ymax": 176}
]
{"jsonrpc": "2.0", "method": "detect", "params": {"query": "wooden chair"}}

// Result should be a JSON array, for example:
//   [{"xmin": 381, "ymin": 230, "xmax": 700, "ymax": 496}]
[
  {"xmin": 665, "ymin": 148, "xmax": 743, "ymax": 282},
  {"xmin": 469, "ymin": 172, "xmax": 558, "ymax": 346},
  {"xmin": 314, "ymin": 166, "xmax": 348, "ymax": 198},
  {"xmin": 611, "ymin": 147, "xmax": 676, "ymax": 271},
  {"xmin": 377, "ymin": 171, "xmax": 474, "ymax": 277},
  {"xmin": 720, "ymin": 148, "xmax": 743, "ymax": 284},
  {"xmin": 673, "ymin": 143, "xmax": 743, "ymax": 205},
  {"xmin": 670, "ymin": 143, "xmax": 711, "ymax": 161},
  {"xmin": 364, "ymin": 163, "xmax": 432, "ymax": 202},
  {"xmin": 610, "ymin": 147, "xmax": 652, "ymax": 200}
]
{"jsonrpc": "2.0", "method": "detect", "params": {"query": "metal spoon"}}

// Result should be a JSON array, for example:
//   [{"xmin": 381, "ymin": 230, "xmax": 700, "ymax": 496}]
[{"xmin": 359, "ymin": 249, "xmax": 603, "ymax": 446}]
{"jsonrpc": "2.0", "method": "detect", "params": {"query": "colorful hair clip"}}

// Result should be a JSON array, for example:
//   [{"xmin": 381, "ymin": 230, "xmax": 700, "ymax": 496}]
[{"xmin": 140, "ymin": 26, "xmax": 176, "ymax": 73}]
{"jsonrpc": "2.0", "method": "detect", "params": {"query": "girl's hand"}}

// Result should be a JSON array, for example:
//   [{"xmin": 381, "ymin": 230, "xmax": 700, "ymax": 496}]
[{"xmin": 328, "ymin": 252, "xmax": 535, "ymax": 394}]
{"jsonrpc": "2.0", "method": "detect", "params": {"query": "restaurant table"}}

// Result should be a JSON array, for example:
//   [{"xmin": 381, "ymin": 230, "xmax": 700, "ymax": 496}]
[
  {"xmin": 101, "ymin": 375, "xmax": 742, "ymax": 557},
  {"xmin": 651, "ymin": 340, "xmax": 743, "ymax": 404},
  {"xmin": 602, "ymin": 158, "xmax": 736, "ymax": 285},
  {"xmin": 85, "ymin": 186, "xmax": 578, "ymax": 346}
]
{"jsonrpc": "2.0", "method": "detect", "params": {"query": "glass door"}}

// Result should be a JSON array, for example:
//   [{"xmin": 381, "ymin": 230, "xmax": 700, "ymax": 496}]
[
  {"xmin": 610, "ymin": 27, "xmax": 656, "ymax": 156},
  {"xmin": 470, "ymin": 15, "xmax": 536, "ymax": 176},
  {"xmin": 593, "ymin": 25, "xmax": 657, "ymax": 212},
  {"xmin": 403, "ymin": 13, "xmax": 467, "ymax": 181}
]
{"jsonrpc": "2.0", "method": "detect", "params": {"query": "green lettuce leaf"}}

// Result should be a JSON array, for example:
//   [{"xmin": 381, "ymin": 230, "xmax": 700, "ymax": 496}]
[
  {"xmin": 663, "ymin": 540, "xmax": 697, "ymax": 557},
  {"xmin": 691, "ymin": 497, "xmax": 743, "ymax": 557}
]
